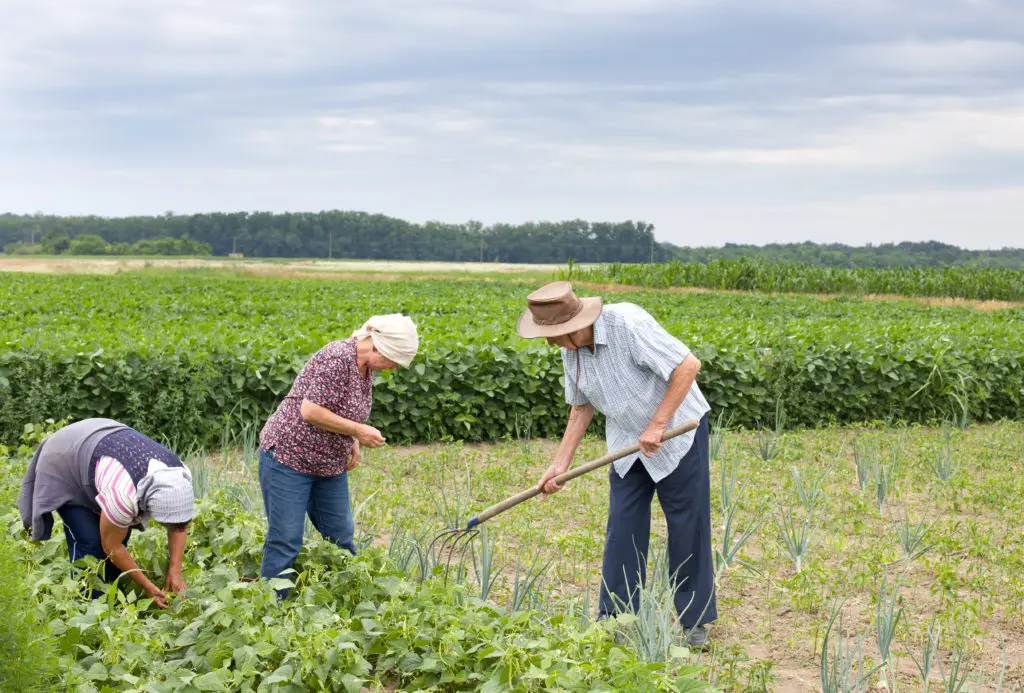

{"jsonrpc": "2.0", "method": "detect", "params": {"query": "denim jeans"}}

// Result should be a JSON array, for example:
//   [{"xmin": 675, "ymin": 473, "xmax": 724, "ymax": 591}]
[
  {"xmin": 258, "ymin": 447, "xmax": 356, "ymax": 597},
  {"xmin": 598, "ymin": 413, "xmax": 717, "ymax": 628},
  {"xmin": 57, "ymin": 504, "xmax": 133, "ymax": 595}
]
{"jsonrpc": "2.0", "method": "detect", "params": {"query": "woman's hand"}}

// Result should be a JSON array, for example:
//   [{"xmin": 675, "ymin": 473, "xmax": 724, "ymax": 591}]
[
  {"xmin": 164, "ymin": 570, "xmax": 187, "ymax": 595},
  {"xmin": 347, "ymin": 440, "xmax": 361, "ymax": 471},
  {"xmin": 356, "ymin": 424, "xmax": 385, "ymax": 448},
  {"xmin": 145, "ymin": 582, "xmax": 169, "ymax": 609}
]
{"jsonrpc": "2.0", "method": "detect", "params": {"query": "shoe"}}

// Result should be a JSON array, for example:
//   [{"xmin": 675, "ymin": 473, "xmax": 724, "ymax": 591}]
[{"xmin": 686, "ymin": 625, "xmax": 710, "ymax": 650}]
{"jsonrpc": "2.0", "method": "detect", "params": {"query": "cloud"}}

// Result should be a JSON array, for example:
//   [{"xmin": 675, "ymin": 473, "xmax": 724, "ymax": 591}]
[
  {"xmin": 0, "ymin": 0, "xmax": 1022, "ymax": 248},
  {"xmin": 847, "ymin": 39, "xmax": 1024, "ymax": 73}
]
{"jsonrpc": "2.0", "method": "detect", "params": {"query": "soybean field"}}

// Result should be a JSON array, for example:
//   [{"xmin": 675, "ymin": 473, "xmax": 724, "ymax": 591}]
[{"xmin": 2, "ymin": 266, "xmax": 1023, "ymax": 692}]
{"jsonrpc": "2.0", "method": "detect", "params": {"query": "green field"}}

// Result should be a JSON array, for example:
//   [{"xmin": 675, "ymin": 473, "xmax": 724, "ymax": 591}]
[
  {"xmin": 2, "ymin": 267, "xmax": 1024, "ymax": 691},
  {"xmin": 562, "ymin": 258, "xmax": 1024, "ymax": 302},
  {"xmin": 2, "ymin": 271, "xmax": 1022, "ymax": 446}
]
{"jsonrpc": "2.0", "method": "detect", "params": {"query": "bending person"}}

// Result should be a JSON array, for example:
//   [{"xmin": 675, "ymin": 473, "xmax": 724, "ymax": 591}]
[
  {"xmin": 19, "ymin": 418, "xmax": 195, "ymax": 608},
  {"xmin": 258, "ymin": 313, "xmax": 418, "ymax": 597},
  {"xmin": 518, "ymin": 282, "xmax": 717, "ymax": 649}
]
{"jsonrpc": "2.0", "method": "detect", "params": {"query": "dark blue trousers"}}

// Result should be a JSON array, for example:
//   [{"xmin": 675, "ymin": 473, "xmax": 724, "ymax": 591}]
[
  {"xmin": 598, "ymin": 414, "xmax": 717, "ymax": 628},
  {"xmin": 57, "ymin": 504, "xmax": 133, "ymax": 593}
]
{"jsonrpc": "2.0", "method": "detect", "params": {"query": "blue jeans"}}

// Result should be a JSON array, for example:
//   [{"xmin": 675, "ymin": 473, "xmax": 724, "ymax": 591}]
[
  {"xmin": 57, "ymin": 504, "xmax": 133, "ymax": 595},
  {"xmin": 258, "ymin": 447, "xmax": 356, "ymax": 597},
  {"xmin": 598, "ymin": 414, "xmax": 717, "ymax": 628}
]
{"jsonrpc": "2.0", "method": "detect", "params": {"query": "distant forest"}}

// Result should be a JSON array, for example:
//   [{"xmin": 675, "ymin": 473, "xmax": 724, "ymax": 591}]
[{"xmin": 1, "ymin": 211, "xmax": 1021, "ymax": 268}]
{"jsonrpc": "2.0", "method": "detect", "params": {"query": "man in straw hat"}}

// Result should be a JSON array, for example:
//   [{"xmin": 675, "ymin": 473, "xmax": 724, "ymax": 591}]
[{"xmin": 518, "ymin": 282, "xmax": 715, "ymax": 648}]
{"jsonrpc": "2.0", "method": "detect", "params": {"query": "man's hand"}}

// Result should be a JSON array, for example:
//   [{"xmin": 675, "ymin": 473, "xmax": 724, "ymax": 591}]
[
  {"xmin": 356, "ymin": 424, "xmax": 385, "ymax": 448},
  {"xmin": 537, "ymin": 461, "xmax": 570, "ymax": 498},
  {"xmin": 347, "ymin": 440, "xmax": 361, "ymax": 471},
  {"xmin": 145, "ymin": 583, "xmax": 169, "ymax": 609},
  {"xmin": 639, "ymin": 422, "xmax": 667, "ymax": 457}
]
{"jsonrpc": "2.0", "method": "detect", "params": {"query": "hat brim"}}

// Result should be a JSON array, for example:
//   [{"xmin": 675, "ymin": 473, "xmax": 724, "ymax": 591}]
[{"xmin": 517, "ymin": 296, "xmax": 603, "ymax": 339}]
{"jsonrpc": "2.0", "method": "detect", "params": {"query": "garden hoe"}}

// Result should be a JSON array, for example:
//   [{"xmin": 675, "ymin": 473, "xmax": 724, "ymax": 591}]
[{"xmin": 427, "ymin": 418, "xmax": 701, "ymax": 582}]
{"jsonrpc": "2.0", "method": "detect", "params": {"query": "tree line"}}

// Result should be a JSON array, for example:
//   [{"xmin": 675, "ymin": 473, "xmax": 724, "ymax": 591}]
[
  {"xmin": 3, "ymin": 228, "xmax": 212, "ymax": 257},
  {"xmin": 0, "ymin": 211, "xmax": 1021, "ymax": 267}
]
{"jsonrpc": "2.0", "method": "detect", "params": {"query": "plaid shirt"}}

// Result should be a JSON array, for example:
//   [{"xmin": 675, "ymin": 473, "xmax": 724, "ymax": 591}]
[{"xmin": 561, "ymin": 303, "xmax": 711, "ymax": 482}]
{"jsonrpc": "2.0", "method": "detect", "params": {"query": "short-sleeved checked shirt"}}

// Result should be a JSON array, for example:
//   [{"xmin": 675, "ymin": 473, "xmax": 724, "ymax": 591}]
[
  {"xmin": 561, "ymin": 303, "xmax": 711, "ymax": 482},
  {"xmin": 259, "ymin": 338, "xmax": 372, "ymax": 477}
]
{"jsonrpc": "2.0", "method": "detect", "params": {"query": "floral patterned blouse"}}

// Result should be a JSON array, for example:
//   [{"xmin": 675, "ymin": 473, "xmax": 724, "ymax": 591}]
[{"xmin": 259, "ymin": 338, "xmax": 372, "ymax": 476}]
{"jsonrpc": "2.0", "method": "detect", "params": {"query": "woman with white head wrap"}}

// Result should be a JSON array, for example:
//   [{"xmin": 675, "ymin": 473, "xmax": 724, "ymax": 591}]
[
  {"xmin": 19, "ymin": 419, "xmax": 195, "ymax": 608},
  {"xmin": 257, "ymin": 313, "xmax": 418, "ymax": 597}
]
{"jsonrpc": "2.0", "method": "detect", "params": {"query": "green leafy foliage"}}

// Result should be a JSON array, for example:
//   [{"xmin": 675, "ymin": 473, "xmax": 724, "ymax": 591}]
[
  {"xmin": 0, "ymin": 492, "xmax": 60, "ymax": 691},
  {"xmin": 0, "ymin": 455, "xmax": 708, "ymax": 693},
  {"xmin": 561, "ymin": 257, "xmax": 1024, "ymax": 302},
  {"xmin": 2, "ymin": 272, "xmax": 1022, "ymax": 446}
]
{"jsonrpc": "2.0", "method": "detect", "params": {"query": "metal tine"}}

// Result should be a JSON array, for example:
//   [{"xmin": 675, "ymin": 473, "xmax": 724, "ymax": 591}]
[
  {"xmin": 442, "ymin": 529, "xmax": 479, "ymax": 584},
  {"xmin": 425, "ymin": 528, "xmax": 480, "ymax": 584}
]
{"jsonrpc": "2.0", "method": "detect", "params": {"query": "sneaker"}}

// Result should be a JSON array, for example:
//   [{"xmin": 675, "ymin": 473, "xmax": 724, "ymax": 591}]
[{"xmin": 686, "ymin": 625, "xmax": 710, "ymax": 650}]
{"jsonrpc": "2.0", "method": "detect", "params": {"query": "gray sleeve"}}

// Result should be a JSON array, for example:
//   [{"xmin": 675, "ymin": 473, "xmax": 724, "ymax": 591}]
[{"xmin": 625, "ymin": 308, "xmax": 689, "ymax": 381}]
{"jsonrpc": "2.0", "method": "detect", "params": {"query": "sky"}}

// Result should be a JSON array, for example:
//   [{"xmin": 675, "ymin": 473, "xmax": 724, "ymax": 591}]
[{"xmin": 2, "ymin": 0, "xmax": 1023, "ymax": 249}]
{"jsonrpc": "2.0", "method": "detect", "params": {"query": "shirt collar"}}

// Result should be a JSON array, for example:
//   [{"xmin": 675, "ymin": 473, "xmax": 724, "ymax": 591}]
[{"xmin": 591, "ymin": 311, "xmax": 608, "ymax": 346}]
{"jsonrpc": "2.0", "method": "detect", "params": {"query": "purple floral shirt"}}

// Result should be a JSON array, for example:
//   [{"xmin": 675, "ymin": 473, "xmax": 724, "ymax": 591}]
[{"xmin": 259, "ymin": 338, "xmax": 372, "ymax": 477}]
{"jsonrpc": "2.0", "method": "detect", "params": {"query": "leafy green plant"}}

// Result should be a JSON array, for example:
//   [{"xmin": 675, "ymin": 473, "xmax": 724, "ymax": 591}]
[
  {"xmin": 909, "ymin": 616, "xmax": 941, "ymax": 689},
  {"xmin": 558, "ymin": 256, "xmax": 1024, "ymax": 302},
  {"xmin": 0, "ymin": 527, "xmax": 59, "ymax": 691},
  {"xmin": 715, "ymin": 483, "xmax": 768, "ymax": 574},
  {"xmin": 852, "ymin": 436, "xmax": 876, "ymax": 491},
  {"xmin": 790, "ymin": 463, "xmax": 832, "ymax": 513},
  {"xmin": 819, "ymin": 601, "xmax": 884, "ymax": 693},
  {"xmin": 608, "ymin": 547, "xmax": 694, "ymax": 666},
  {"xmin": 892, "ymin": 509, "xmax": 936, "ymax": 562},
  {"xmin": 746, "ymin": 398, "xmax": 785, "ymax": 463},
  {"xmin": 775, "ymin": 503, "xmax": 820, "ymax": 574},
  {"xmin": 931, "ymin": 426, "xmax": 959, "ymax": 485},
  {"xmin": 874, "ymin": 571, "xmax": 905, "ymax": 685},
  {"xmin": 5, "ymin": 272, "xmax": 1021, "ymax": 447}
]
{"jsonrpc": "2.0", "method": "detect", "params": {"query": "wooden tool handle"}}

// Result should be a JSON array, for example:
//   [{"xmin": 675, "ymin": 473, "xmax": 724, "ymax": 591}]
[{"xmin": 466, "ymin": 419, "xmax": 700, "ymax": 529}]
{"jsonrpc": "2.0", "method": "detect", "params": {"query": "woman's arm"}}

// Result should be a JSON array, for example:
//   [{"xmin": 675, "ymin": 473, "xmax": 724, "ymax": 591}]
[
  {"xmin": 98, "ymin": 513, "xmax": 168, "ymax": 607},
  {"xmin": 300, "ymin": 399, "xmax": 385, "ymax": 447},
  {"xmin": 164, "ymin": 525, "xmax": 188, "ymax": 593}
]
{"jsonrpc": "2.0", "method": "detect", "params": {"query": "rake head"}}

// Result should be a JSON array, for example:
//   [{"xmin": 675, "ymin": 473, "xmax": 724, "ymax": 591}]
[{"xmin": 426, "ymin": 527, "xmax": 479, "ymax": 584}]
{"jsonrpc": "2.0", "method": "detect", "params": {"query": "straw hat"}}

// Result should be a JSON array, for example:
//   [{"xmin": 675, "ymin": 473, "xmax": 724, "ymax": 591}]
[{"xmin": 517, "ymin": 282, "xmax": 603, "ymax": 339}]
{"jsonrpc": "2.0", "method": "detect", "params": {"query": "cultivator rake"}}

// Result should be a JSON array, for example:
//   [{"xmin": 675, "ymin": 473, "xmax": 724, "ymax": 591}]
[{"xmin": 425, "ymin": 419, "xmax": 699, "ymax": 583}]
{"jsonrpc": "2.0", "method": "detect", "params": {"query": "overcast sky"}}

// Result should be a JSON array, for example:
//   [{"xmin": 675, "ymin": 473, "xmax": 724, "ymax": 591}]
[{"xmin": 2, "ymin": 1, "xmax": 1023, "ymax": 249}]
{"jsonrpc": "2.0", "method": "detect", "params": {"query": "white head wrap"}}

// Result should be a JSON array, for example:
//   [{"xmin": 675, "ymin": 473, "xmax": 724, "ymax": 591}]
[
  {"xmin": 136, "ymin": 460, "xmax": 195, "ymax": 526},
  {"xmin": 352, "ymin": 314, "xmax": 419, "ymax": 367}
]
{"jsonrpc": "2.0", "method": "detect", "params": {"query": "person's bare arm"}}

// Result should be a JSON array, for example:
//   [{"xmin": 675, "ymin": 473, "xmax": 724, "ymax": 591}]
[
  {"xmin": 537, "ymin": 403, "xmax": 595, "ymax": 497},
  {"xmin": 300, "ymin": 399, "xmax": 385, "ymax": 447},
  {"xmin": 639, "ymin": 353, "xmax": 701, "ymax": 457},
  {"xmin": 98, "ymin": 514, "xmax": 168, "ymax": 607},
  {"xmin": 164, "ymin": 526, "xmax": 188, "ymax": 594}
]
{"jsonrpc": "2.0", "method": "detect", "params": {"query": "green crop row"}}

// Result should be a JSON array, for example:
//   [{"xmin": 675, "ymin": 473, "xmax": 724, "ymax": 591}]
[
  {"xmin": 1, "ymin": 273, "xmax": 1022, "ymax": 446},
  {"xmin": 559, "ymin": 257, "xmax": 1024, "ymax": 302},
  {"xmin": 0, "ymin": 453, "xmax": 709, "ymax": 692}
]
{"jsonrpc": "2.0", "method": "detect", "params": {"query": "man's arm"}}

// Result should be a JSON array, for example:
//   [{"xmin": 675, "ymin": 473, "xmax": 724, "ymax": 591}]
[
  {"xmin": 639, "ymin": 353, "xmax": 701, "ymax": 456},
  {"xmin": 537, "ymin": 403, "xmax": 595, "ymax": 497}
]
